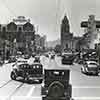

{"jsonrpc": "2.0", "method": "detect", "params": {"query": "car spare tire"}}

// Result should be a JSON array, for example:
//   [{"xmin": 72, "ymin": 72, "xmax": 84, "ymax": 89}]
[{"xmin": 48, "ymin": 81, "xmax": 64, "ymax": 97}]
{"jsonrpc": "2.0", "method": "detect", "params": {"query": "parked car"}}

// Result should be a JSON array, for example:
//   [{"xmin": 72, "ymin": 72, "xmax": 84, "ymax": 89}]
[
  {"xmin": 27, "ymin": 63, "xmax": 43, "ymax": 83},
  {"xmin": 23, "ymin": 55, "xmax": 30, "ymax": 59},
  {"xmin": 81, "ymin": 60, "xmax": 100, "ymax": 75},
  {"xmin": 10, "ymin": 62, "xmax": 43, "ymax": 83}
]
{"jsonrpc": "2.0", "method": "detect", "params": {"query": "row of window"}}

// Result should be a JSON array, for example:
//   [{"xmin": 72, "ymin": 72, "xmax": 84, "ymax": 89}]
[{"xmin": 0, "ymin": 22, "xmax": 35, "ymax": 32}]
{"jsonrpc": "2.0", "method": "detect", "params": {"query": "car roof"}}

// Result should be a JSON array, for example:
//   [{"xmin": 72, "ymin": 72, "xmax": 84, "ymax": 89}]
[
  {"xmin": 29, "ymin": 62, "xmax": 42, "ymax": 65},
  {"xmin": 86, "ymin": 60, "xmax": 97, "ymax": 64}
]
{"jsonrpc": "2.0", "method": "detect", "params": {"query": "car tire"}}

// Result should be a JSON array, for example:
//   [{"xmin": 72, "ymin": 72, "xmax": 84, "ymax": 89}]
[{"xmin": 11, "ymin": 72, "xmax": 16, "ymax": 80}]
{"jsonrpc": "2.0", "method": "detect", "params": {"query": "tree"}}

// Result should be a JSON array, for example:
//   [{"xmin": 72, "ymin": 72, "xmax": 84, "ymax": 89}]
[{"xmin": 54, "ymin": 44, "xmax": 61, "ymax": 53}]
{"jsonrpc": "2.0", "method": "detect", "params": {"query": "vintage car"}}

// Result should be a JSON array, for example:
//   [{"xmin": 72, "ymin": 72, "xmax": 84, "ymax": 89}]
[
  {"xmin": 41, "ymin": 69, "xmax": 72, "ymax": 100},
  {"xmin": 23, "ymin": 54, "xmax": 30, "ymax": 59},
  {"xmin": 61, "ymin": 52, "xmax": 75, "ymax": 65},
  {"xmin": 81, "ymin": 60, "xmax": 100, "ymax": 75},
  {"xmin": 10, "ymin": 62, "xmax": 43, "ymax": 83}
]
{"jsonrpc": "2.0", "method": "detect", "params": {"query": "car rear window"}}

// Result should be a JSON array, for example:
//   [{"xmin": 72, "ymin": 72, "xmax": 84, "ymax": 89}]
[{"xmin": 88, "ymin": 63, "xmax": 97, "ymax": 67}]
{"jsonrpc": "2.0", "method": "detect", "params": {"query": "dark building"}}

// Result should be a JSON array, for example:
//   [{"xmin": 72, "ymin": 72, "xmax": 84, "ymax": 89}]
[
  {"xmin": 0, "ymin": 16, "xmax": 35, "ymax": 57},
  {"xmin": 61, "ymin": 15, "xmax": 81, "ymax": 52},
  {"xmin": 61, "ymin": 15, "xmax": 73, "ymax": 52},
  {"xmin": 61, "ymin": 15, "xmax": 82, "ymax": 52}
]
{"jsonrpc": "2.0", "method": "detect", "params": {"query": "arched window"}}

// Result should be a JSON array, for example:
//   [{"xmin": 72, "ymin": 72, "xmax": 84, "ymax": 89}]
[
  {"xmin": 23, "ymin": 22, "xmax": 34, "ymax": 31},
  {"xmin": 7, "ymin": 22, "xmax": 17, "ymax": 31}
]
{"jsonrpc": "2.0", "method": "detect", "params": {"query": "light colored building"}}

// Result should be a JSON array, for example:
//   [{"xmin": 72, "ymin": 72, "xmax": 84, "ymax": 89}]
[
  {"xmin": 35, "ymin": 34, "xmax": 46, "ymax": 52},
  {"xmin": 81, "ymin": 15, "xmax": 100, "ymax": 49}
]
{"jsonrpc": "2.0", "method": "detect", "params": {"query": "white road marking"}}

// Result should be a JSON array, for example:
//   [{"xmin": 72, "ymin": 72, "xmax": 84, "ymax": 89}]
[
  {"xmin": 27, "ymin": 85, "xmax": 35, "ymax": 97},
  {"xmin": 73, "ymin": 86, "xmax": 100, "ymax": 88},
  {"xmin": 74, "ymin": 97, "xmax": 100, "ymax": 99}
]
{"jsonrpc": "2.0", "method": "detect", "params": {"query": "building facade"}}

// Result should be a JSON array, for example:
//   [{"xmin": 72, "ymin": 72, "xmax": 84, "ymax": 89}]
[
  {"xmin": 81, "ymin": 15, "xmax": 100, "ymax": 49},
  {"xmin": 35, "ymin": 34, "xmax": 46, "ymax": 53},
  {"xmin": 61, "ymin": 15, "xmax": 73, "ymax": 52},
  {"xmin": 61, "ymin": 15, "xmax": 81, "ymax": 52},
  {"xmin": 0, "ymin": 16, "xmax": 35, "ymax": 57}
]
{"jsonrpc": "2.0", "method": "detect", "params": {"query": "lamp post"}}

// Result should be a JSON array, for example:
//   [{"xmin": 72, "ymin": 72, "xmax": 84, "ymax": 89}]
[{"xmin": 2, "ymin": 27, "xmax": 6, "ymax": 63}]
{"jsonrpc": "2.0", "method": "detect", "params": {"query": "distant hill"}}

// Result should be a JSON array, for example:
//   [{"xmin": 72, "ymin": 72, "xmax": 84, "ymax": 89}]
[{"xmin": 46, "ymin": 39, "xmax": 61, "ymax": 48}]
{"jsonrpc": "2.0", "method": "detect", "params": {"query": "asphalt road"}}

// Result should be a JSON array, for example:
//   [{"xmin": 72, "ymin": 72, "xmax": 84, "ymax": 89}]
[{"xmin": 0, "ymin": 56, "xmax": 100, "ymax": 100}]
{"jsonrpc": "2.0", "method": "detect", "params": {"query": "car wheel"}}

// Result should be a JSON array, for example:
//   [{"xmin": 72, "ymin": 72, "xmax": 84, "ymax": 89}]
[{"xmin": 11, "ymin": 72, "xmax": 16, "ymax": 80}]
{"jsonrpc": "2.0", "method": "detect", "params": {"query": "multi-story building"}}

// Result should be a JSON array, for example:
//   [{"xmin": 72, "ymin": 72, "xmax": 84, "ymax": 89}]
[
  {"xmin": 0, "ymin": 16, "xmax": 35, "ymax": 56},
  {"xmin": 35, "ymin": 34, "xmax": 46, "ymax": 53},
  {"xmin": 81, "ymin": 15, "xmax": 100, "ymax": 49},
  {"xmin": 40, "ymin": 35, "xmax": 46, "ymax": 49},
  {"xmin": 61, "ymin": 15, "xmax": 81, "ymax": 52},
  {"xmin": 61, "ymin": 15, "xmax": 73, "ymax": 52}
]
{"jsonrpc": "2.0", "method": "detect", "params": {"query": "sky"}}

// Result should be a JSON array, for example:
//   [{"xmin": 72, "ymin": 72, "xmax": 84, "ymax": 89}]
[{"xmin": 0, "ymin": 0, "xmax": 99, "ymax": 41}]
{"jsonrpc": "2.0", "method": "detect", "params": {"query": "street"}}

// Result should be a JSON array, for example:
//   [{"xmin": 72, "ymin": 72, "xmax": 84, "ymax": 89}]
[{"xmin": 0, "ymin": 56, "xmax": 100, "ymax": 100}]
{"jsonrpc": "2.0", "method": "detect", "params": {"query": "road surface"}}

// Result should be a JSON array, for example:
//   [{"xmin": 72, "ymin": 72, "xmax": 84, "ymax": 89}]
[{"xmin": 0, "ymin": 56, "xmax": 99, "ymax": 100}]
